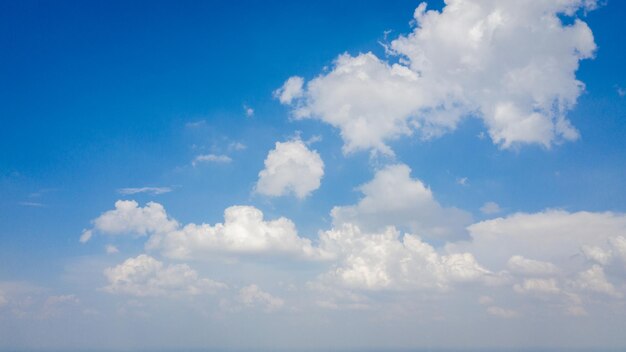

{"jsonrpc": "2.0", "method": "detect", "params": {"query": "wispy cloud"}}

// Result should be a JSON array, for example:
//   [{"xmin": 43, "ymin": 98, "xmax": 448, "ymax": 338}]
[
  {"xmin": 117, "ymin": 187, "xmax": 173, "ymax": 195},
  {"xmin": 243, "ymin": 104, "xmax": 254, "ymax": 117},
  {"xmin": 27, "ymin": 188, "xmax": 57, "ymax": 199},
  {"xmin": 185, "ymin": 120, "xmax": 206, "ymax": 128},
  {"xmin": 228, "ymin": 142, "xmax": 247, "ymax": 151},
  {"xmin": 192, "ymin": 154, "xmax": 232, "ymax": 166},
  {"xmin": 18, "ymin": 201, "xmax": 45, "ymax": 207},
  {"xmin": 480, "ymin": 201, "xmax": 501, "ymax": 215},
  {"xmin": 105, "ymin": 245, "xmax": 119, "ymax": 254}
]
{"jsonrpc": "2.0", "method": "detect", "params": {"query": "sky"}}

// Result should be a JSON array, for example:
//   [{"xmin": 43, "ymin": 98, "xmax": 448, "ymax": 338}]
[{"xmin": 1, "ymin": 0, "xmax": 626, "ymax": 350}]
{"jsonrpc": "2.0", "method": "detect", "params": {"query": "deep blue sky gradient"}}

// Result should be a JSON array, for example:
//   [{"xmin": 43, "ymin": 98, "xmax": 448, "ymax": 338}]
[{"xmin": 1, "ymin": 0, "xmax": 626, "ymax": 303}]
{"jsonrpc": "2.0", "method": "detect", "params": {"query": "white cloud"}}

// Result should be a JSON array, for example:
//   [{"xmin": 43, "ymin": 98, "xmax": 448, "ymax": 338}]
[
  {"xmin": 80, "ymin": 200, "xmax": 178, "ymax": 243},
  {"xmin": 79, "ymin": 229, "xmax": 93, "ymax": 243},
  {"xmin": 573, "ymin": 240, "xmax": 626, "ymax": 280},
  {"xmin": 243, "ymin": 104, "xmax": 254, "ymax": 117},
  {"xmin": 514, "ymin": 278, "xmax": 561, "ymax": 295},
  {"xmin": 480, "ymin": 201, "xmax": 501, "ymax": 215},
  {"xmin": 105, "ymin": 245, "xmax": 119, "ymax": 255},
  {"xmin": 103, "ymin": 254, "xmax": 226, "ymax": 297},
  {"xmin": 0, "ymin": 290, "xmax": 7, "ymax": 307},
  {"xmin": 228, "ymin": 142, "xmax": 247, "ymax": 151},
  {"xmin": 236, "ymin": 284, "xmax": 284, "ymax": 312},
  {"xmin": 274, "ymin": 76, "xmax": 304, "ymax": 105},
  {"xmin": 147, "ymin": 205, "xmax": 328, "ymax": 260},
  {"xmin": 455, "ymin": 210, "xmax": 626, "ymax": 270},
  {"xmin": 117, "ymin": 187, "xmax": 173, "ymax": 195},
  {"xmin": 507, "ymin": 255, "xmax": 559, "ymax": 276},
  {"xmin": 85, "ymin": 201, "xmax": 330, "ymax": 260},
  {"xmin": 581, "ymin": 245, "xmax": 612, "ymax": 265},
  {"xmin": 283, "ymin": 53, "xmax": 424, "ymax": 155},
  {"xmin": 192, "ymin": 154, "xmax": 232, "ymax": 166},
  {"xmin": 572, "ymin": 264, "xmax": 622, "ymax": 298},
  {"xmin": 279, "ymin": 1, "xmax": 596, "ymax": 153},
  {"xmin": 609, "ymin": 236, "xmax": 626, "ymax": 264},
  {"xmin": 255, "ymin": 139, "xmax": 324, "ymax": 199},
  {"xmin": 316, "ymin": 224, "xmax": 490, "ymax": 291},
  {"xmin": 331, "ymin": 164, "xmax": 471, "ymax": 239}
]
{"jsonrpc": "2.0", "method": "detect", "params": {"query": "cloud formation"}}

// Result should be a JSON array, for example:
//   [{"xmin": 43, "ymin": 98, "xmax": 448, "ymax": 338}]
[
  {"xmin": 316, "ymin": 224, "xmax": 490, "ymax": 291},
  {"xmin": 117, "ymin": 187, "xmax": 173, "ymax": 195},
  {"xmin": 193, "ymin": 154, "xmax": 233, "ymax": 166},
  {"xmin": 279, "ymin": 0, "xmax": 596, "ymax": 153},
  {"xmin": 236, "ymin": 284, "xmax": 285, "ymax": 312},
  {"xmin": 255, "ymin": 139, "xmax": 324, "ymax": 199},
  {"xmin": 81, "ymin": 200, "xmax": 178, "ymax": 243},
  {"xmin": 331, "ymin": 164, "xmax": 471, "ymax": 239},
  {"xmin": 103, "ymin": 254, "xmax": 226, "ymax": 297},
  {"xmin": 147, "ymin": 205, "xmax": 329, "ymax": 260}
]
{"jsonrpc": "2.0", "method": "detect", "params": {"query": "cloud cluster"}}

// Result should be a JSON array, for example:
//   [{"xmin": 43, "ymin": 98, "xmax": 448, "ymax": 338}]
[
  {"xmin": 453, "ymin": 210, "xmax": 626, "ymax": 314},
  {"xmin": 84, "ymin": 201, "xmax": 329, "ymax": 260},
  {"xmin": 146, "ymin": 205, "xmax": 329, "ymax": 260},
  {"xmin": 331, "ymin": 164, "xmax": 471, "ymax": 239},
  {"xmin": 278, "ymin": 0, "xmax": 596, "ymax": 153},
  {"xmin": 103, "ymin": 254, "xmax": 226, "ymax": 297},
  {"xmin": 459, "ymin": 210, "xmax": 626, "ymax": 269},
  {"xmin": 317, "ymin": 224, "xmax": 490, "ymax": 291},
  {"xmin": 255, "ymin": 139, "xmax": 324, "ymax": 199},
  {"xmin": 84, "ymin": 200, "xmax": 626, "ymax": 319},
  {"xmin": 80, "ymin": 200, "xmax": 178, "ymax": 243}
]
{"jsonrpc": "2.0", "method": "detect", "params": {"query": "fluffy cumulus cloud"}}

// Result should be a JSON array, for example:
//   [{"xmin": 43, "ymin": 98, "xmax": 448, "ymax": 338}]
[
  {"xmin": 449, "ymin": 210, "xmax": 626, "ymax": 306},
  {"xmin": 456, "ymin": 210, "xmax": 626, "ymax": 270},
  {"xmin": 103, "ymin": 254, "xmax": 226, "ymax": 297},
  {"xmin": 80, "ymin": 200, "xmax": 178, "ymax": 243},
  {"xmin": 84, "ymin": 200, "xmax": 328, "ymax": 260},
  {"xmin": 331, "ymin": 164, "xmax": 471, "ymax": 239},
  {"xmin": 255, "ymin": 139, "xmax": 324, "ymax": 199},
  {"xmin": 279, "ymin": 0, "xmax": 596, "ymax": 153},
  {"xmin": 316, "ymin": 224, "xmax": 490, "ymax": 291},
  {"xmin": 147, "ymin": 205, "xmax": 329, "ymax": 260},
  {"xmin": 83, "ymin": 202, "xmax": 626, "ymax": 314},
  {"xmin": 274, "ymin": 76, "xmax": 304, "ymax": 105}
]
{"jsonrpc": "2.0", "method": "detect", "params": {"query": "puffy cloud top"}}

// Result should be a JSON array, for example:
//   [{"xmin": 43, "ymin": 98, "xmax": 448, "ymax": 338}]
[
  {"xmin": 255, "ymin": 139, "xmax": 324, "ymax": 199},
  {"xmin": 317, "ymin": 224, "xmax": 490, "ymax": 291},
  {"xmin": 147, "ymin": 205, "xmax": 330, "ymax": 260},
  {"xmin": 332, "ymin": 164, "xmax": 471, "ymax": 239},
  {"xmin": 103, "ymin": 254, "xmax": 226, "ymax": 297},
  {"xmin": 81, "ymin": 200, "xmax": 178, "ymax": 242},
  {"xmin": 279, "ymin": 0, "xmax": 597, "ymax": 153}
]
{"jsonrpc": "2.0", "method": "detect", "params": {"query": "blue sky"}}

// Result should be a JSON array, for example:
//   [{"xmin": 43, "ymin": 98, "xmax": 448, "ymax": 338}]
[{"xmin": 1, "ymin": 0, "xmax": 626, "ymax": 350}]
